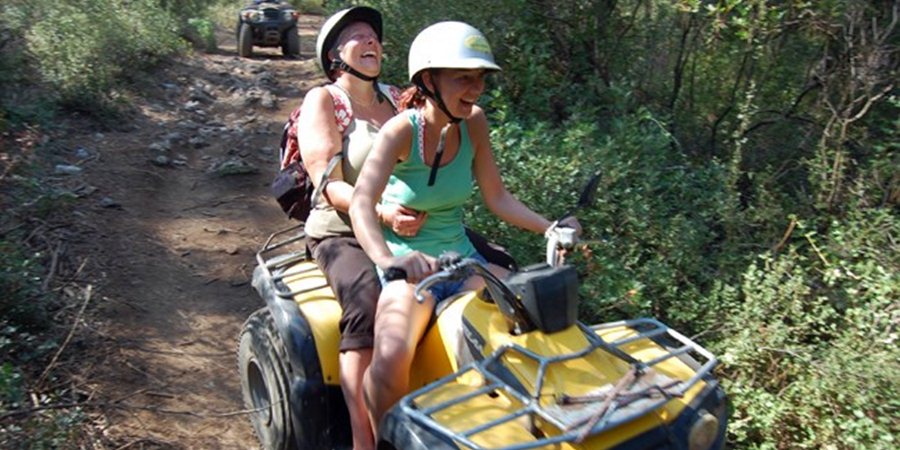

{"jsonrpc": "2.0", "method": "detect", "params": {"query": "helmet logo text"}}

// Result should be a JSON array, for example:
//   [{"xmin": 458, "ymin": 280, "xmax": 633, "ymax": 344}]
[{"xmin": 464, "ymin": 35, "xmax": 492, "ymax": 55}]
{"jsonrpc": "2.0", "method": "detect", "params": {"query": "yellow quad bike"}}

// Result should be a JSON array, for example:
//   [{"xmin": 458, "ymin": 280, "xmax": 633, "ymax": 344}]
[{"xmin": 239, "ymin": 174, "xmax": 728, "ymax": 450}]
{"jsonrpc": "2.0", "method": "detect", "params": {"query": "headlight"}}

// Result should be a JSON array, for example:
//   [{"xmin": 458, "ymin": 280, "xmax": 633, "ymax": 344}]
[
  {"xmin": 241, "ymin": 10, "xmax": 262, "ymax": 22},
  {"xmin": 282, "ymin": 9, "xmax": 299, "ymax": 21},
  {"xmin": 688, "ymin": 409, "xmax": 720, "ymax": 450}
]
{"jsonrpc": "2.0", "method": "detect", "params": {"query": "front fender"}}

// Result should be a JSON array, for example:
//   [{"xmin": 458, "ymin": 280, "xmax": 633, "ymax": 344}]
[{"xmin": 252, "ymin": 264, "xmax": 351, "ymax": 449}]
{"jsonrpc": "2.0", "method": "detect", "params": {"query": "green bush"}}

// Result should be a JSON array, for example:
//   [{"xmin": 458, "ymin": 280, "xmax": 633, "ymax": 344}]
[
  {"xmin": 715, "ymin": 209, "xmax": 899, "ymax": 448},
  {"xmin": 0, "ymin": 130, "xmax": 84, "ymax": 448},
  {"xmin": 0, "ymin": 240, "xmax": 49, "ymax": 329},
  {"xmin": 1, "ymin": 0, "xmax": 197, "ymax": 112},
  {"xmin": 22, "ymin": 0, "xmax": 187, "ymax": 108},
  {"xmin": 187, "ymin": 17, "xmax": 218, "ymax": 52},
  {"xmin": 464, "ymin": 102, "xmax": 740, "ymax": 331}
]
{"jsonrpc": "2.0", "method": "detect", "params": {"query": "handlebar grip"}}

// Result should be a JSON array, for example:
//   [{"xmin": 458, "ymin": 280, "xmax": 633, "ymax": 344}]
[{"xmin": 383, "ymin": 267, "xmax": 407, "ymax": 281}]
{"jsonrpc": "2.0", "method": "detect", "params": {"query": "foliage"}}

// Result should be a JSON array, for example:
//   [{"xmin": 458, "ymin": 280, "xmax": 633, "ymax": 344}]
[
  {"xmin": 0, "ymin": 0, "xmax": 894, "ymax": 448},
  {"xmin": 187, "ymin": 17, "xmax": 218, "ymax": 53},
  {"xmin": 0, "ymin": 129, "xmax": 87, "ymax": 448},
  {"xmin": 715, "ymin": 209, "xmax": 899, "ymax": 448},
  {"xmin": 367, "ymin": 1, "xmax": 898, "ymax": 447},
  {"xmin": 466, "ymin": 102, "xmax": 740, "ymax": 330},
  {"xmin": 23, "ymin": 0, "xmax": 188, "ymax": 109},
  {"xmin": 0, "ymin": 240, "xmax": 48, "ymax": 328},
  {"xmin": 0, "ymin": 0, "xmax": 240, "ymax": 115}
]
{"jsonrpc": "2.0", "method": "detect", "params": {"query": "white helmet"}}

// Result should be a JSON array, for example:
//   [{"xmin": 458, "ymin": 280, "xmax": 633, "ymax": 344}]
[
  {"xmin": 407, "ymin": 21, "xmax": 501, "ymax": 82},
  {"xmin": 315, "ymin": 6, "xmax": 383, "ymax": 80}
]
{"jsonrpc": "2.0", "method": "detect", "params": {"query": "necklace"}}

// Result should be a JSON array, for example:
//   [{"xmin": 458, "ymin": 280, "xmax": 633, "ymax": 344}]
[{"xmin": 334, "ymin": 83, "xmax": 376, "ymax": 107}]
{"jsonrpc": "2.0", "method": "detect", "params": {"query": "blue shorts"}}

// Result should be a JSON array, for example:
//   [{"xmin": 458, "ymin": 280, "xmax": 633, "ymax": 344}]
[{"xmin": 378, "ymin": 253, "xmax": 487, "ymax": 303}]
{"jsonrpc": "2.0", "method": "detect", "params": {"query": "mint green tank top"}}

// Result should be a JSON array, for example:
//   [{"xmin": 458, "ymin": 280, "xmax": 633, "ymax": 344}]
[{"xmin": 381, "ymin": 110, "xmax": 477, "ymax": 258}]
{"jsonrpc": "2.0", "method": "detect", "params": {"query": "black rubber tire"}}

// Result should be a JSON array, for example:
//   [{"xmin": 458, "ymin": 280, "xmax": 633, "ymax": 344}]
[
  {"xmin": 283, "ymin": 26, "xmax": 300, "ymax": 57},
  {"xmin": 377, "ymin": 440, "xmax": 398, "ymax": 450},
  {"xmin": 238, "ymin": 308, "xmax": 297, "ymax": 450},
  {"xmin": 238, "ymin": 22, "xmax": 253, "ymax": 58}
]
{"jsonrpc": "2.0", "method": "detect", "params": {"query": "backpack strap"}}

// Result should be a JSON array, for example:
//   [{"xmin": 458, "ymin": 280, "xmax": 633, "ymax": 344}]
[
  {"xmin": 378, "ymin": 83, "xmax": 401, "ymax": 113},
  {"xmin": 311, "ymin": 151, "xmax": 343, "ymax": 209},
  {"xmin": 301, "ymin": 84, "xmax": 355, "ymax": 205},
  {"xmin": 295, "ymin": 83, "xmax": 400, "ymax": 193},
  {"xmin": 326, "ymin": 82, "xmax": 401, "ymax": 129}
]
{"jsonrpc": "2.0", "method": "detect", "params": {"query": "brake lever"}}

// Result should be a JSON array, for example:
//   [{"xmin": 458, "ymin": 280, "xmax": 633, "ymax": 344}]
[
  {"xmin": 385, "ymin": 250, "xmax": 462, "ymax": 284},
  {"xmin": 413, "ymin": 257, "xmax": 477, "ymax": 303},
  {"xmin": 414, "ymin": 270, "xmax": 452, "ymax": 303}
]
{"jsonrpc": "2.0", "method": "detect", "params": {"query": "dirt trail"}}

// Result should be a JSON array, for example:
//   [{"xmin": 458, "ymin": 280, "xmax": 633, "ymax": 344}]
[{"xmin": 53, "ymin": 16, "xmax": 324, "ymax": 449}]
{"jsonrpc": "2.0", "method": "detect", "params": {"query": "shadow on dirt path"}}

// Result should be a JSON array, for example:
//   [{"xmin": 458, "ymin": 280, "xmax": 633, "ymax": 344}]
[{"xmin": 52, "ymin": 15, "xmax": 325, "ymax": 449}]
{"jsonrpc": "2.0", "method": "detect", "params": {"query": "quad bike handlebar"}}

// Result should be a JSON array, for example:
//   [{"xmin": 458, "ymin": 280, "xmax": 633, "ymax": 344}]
[
  {"xmin": 412, "ymin": 220, "xmax": 579, "ymax": 305},
  {"xmin": 382, "ymin": 171, "xmax": 600, "ymax": 334}
]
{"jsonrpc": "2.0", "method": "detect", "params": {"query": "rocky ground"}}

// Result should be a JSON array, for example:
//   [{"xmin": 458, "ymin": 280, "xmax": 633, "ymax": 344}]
[{"xmin": 32, "ymin": 15, "xmax": 325, "ymax": 449}]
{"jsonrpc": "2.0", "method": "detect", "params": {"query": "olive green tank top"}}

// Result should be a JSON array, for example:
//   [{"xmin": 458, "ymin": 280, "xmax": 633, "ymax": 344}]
[{"xmin": 305, "ymin": 83, "xmax": 397, "ymax": 239}]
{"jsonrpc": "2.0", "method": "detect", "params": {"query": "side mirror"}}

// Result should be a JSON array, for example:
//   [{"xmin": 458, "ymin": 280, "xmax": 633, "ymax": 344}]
[
  {"xmin": 575, "ymin": 171, "xmax": 602, "ymax": 211},
  {"xmin": 560, "ymin": 170, "xmax": 602, "ymax": 220}
]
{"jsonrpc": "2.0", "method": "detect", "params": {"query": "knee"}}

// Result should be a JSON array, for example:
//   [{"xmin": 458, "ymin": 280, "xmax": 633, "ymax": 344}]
[{"xmin": 368, "ymin": 337, "xmax": 413, "ymax": 388}]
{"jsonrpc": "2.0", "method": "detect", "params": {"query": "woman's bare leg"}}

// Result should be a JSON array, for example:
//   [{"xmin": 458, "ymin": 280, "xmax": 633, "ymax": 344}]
[
  {"xmin": 340, "ymin": 348, "xmax": 374, "ymax": 450},
  {"xmin": 363, "ymin": 281, "xmax": 434, "ymax": 434}
]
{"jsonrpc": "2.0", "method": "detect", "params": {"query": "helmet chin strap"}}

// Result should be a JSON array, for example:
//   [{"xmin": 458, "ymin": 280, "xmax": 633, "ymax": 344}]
[
  {"xmin": 330, "ymin": 57, "xmax": 387, "ymax": 103},
  {"xmin": 415, "ymin": 71, "xmax": 462, "ymax": 186}
]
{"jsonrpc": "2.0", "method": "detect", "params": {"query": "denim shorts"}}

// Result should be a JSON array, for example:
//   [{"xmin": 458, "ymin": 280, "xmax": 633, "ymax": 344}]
[{"xmin": 378, "ymin": 253, "xmax": 487, "ymax": 303}]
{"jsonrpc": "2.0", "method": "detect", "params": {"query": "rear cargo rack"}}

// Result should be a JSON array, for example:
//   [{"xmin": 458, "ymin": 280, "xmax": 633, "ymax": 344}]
[
  {"xmin": 255, "ymin": 224, "xmax": 327, "ymax": 299},
  {"xmin": 398, "ymin": 318, "xmax": 718, "ymax": 449}
]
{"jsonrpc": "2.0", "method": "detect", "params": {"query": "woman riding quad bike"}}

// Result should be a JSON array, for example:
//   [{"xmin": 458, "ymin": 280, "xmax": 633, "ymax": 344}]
[{"xmin": 238, "ymin": 171, "xmax": 728, "ymax": 449}]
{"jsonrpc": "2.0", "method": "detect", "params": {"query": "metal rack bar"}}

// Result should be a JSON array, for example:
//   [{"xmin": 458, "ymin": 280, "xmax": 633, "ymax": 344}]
[
  {"xmin": 419, "ymin": 384, "xmax": 502, "ymax": 416},
  {"xmin": 255, "ymin": 224, "xmax": 330, "ymax": 299},
  {"xmin": 398, "ymin": 318, "xmax": 719, "ymax": 449},
  {"xmin": 460, "ymin": 409, "xmax": 531, "ymax": 438}
]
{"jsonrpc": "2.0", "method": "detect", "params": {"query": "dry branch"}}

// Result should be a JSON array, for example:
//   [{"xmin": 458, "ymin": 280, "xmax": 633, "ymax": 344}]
[{"xmin": 35, "ymin": 285, "xmax": 93, "ymax": 389}]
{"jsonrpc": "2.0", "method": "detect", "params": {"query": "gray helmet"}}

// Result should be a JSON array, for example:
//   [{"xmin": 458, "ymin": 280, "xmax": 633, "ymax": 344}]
[
  {"xmin": 407, "ymin": 21, "xmax": 501, "ymax": 82},
  {"xmin": 315, "ymin": 6, "xmax": 383, "ymax": 81}
]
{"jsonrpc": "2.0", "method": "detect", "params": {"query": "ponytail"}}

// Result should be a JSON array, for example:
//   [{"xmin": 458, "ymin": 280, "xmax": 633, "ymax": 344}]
[{"xmin": 398, "ymin": 85, "xmax": 427, "ymax": 110}]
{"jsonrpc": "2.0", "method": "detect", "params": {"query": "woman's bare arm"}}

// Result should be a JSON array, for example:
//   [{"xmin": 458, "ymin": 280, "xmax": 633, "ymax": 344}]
[
  {"xmin": 468, "ymin": 107, "xmax": 553, "ymax": 234},
  {"xmin": 350, "ymin": 115, "xmax": 410, "ymax": 268},
  {"xmin": 297, "ymin": 87, "xmax": 354, "ymax": 212}
]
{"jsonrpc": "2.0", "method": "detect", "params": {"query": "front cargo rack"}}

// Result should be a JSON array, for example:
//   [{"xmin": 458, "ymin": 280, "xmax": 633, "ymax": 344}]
[{"xmin": 398, "ymin": 318, "xmax": 718, "ymax": 450}]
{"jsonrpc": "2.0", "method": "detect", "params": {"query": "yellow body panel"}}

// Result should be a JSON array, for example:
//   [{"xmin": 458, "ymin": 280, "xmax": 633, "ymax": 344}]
[
  {"xmin": 278, "ymin": 263, "xmax": 712, "ymax": 448},
  {"xmin": 409, "ymin": 292, "xmax": 477, "ymax": 389},
  {"xmin": 407, "ymin": 294, "xmax": 709, "ymax": 449},
  {"xmin": 279, "ymin": 265, "xmax": 482, "ymax": 389},
  {"xmin": 282, "ymin": 260, "xmax": 342, "ymax": 385},
  {"xmin": 413, "ymin": 372, "xmax": 553, "ymax": 448}
]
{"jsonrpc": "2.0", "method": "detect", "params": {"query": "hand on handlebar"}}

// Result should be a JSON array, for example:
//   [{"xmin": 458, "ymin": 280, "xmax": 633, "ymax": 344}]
[
  {"xmin": 382, "ymin": 251, "xmax": 438, "ymax": 284},
  {"xmin": 558, "ymin": 216, "xmax": 582, "ymax": 237},
  {"xmin": 546, "ymin": 216, "xmax": 583, "ymax": 266}
]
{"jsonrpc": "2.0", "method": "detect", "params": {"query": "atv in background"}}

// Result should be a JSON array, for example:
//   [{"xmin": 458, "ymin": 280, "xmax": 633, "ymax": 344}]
[{"xmin": 237, "ymin": 1, "xmax": 300, "ymax": 58}]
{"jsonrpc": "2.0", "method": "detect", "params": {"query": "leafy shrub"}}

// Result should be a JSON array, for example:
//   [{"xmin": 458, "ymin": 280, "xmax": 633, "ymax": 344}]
[
  {"xmin": 715, "ymin": 209, "xmax": 899, "ymax": 448},
  {"xmin": 0, "ymin": 240, "xmax": 49, "ymax": 329},
  {"xmin": 1, "ymin": 0, "xmax": 197, "ymax": 113},
  {"xmin": 460, "ymin": 96, "xmax": 741, "ymax": 332},
  {"xmin": 187, "ymin": 17, "xmax": 217, "ymax": 53},
  {"xmin": 22, "ymin": 0, "xmax": 187, "ymax": 108},
  {"xmin": 0, "ymin": 128, "xmax": 85, "ymax": 448}
]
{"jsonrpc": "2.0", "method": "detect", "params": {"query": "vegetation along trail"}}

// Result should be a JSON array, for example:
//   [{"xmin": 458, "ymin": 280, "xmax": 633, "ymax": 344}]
[
  {"xmin": 4, "ymin": 16, "xmax": 324, "ymax": 448},
  {"xmin": 3, "ymin": 1, "xmax": 897, "ymax": 449}
]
